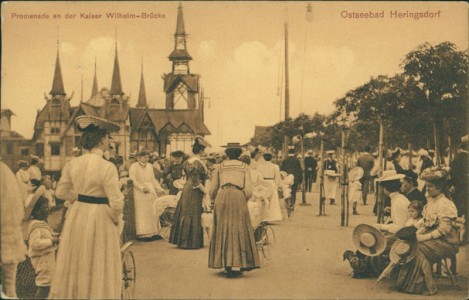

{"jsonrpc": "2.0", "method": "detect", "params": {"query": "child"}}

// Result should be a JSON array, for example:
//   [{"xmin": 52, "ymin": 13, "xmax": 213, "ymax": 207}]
[
  {"xmin": 24, "ymin": 186, "xmax": 59, "ymax": 299},
  {"xmin": 348, "ymin": 167, "xmax": 364, "ymax": 215},
  {"xmin": 405, "ymin": 200, "xmax": 424, "ymax": 229}
]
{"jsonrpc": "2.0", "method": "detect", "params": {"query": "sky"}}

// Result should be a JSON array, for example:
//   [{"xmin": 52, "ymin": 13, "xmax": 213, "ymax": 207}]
[{"xmin": 1, "ymin": 1, "xmax": 467, "ymax": 148}]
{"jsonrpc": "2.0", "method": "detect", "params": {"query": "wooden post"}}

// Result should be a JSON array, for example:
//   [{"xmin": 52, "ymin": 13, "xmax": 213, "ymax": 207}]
[
  {"xmin": 376, "ymin": 120, "xmax": 385, "ymax": 224},
  {"xmin": 318, "ymin": 139, "xmax": 326, "ymax": 216}
]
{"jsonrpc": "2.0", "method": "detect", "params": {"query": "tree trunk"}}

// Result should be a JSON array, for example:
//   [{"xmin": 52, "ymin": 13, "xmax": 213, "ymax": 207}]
[{"xmin": 408, "ymin": 143, "xmax": 413, "ymax": 170}]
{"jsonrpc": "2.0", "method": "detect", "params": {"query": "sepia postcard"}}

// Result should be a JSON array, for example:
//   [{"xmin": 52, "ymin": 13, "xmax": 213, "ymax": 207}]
[{"xmin": 1, "ymin": 1, "xmax": 468, "ymax": 299}]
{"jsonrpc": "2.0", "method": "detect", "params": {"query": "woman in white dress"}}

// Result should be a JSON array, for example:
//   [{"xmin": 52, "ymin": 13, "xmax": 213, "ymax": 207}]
[
  {"xmin": 50, "ymin": 116, "xmax": 124, "ymax": 299},
  {"xmin": 257, "ymin": 151, "xmax": 283, "ymax": 222},
  {"xmin": 129, "ymin": 149, "xmax": 165, "ymax": 240}
]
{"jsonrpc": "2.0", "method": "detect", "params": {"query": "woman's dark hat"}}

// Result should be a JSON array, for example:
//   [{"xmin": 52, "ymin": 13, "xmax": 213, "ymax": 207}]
[
  {"xmin": 171, "ymin": 150, "xmax": 185, "ymax": 158},
  {"xmin": 194, "ymin": 136, "xmax": 211, "ymax": 148},
  {"xmin": 75, "ymin": 115, "xmax": 120, "ymax": 132},
  {"xmin": 353, "ymin": 224, "xmax": 387, "ymax": 257}
]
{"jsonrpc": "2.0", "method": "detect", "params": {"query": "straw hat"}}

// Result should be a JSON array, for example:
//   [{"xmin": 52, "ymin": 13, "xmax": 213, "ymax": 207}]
[
  {"xmin": 326, "ymin": 150, "xmax": 335, "ymax": 155},
  {"xmin": 348, "ymin": 167, "xmax": 364, "ymax": 182},
  {"xmin": 389, "ymin": 239, "xmax": 418, "ymax": 265},
  {"xmin": 129, "ymin": 151, "xmax": 137, "ymax": 159},
  {"xmin": 173, "ymin": 179, "xmax": 186, "ymax": 190},
  {"xmin": 30, "ymin": 155, "xmax": 43, "ymax": 164},
  {"xmin": 24, "ymin": 186, "xmax": 47, "ymax": 221},
  {"xmin": 137, "ymin": 149, "xmax": 150, "ymax": 157},
  {"xmin": 221, "ymin": 142, "xmax": 242, "ymax": 149},
  {"xmin": 376, "ymin": 170, "xmax": 405, "ymax": 182},
  {"xmin": 75, "ymin": 115, "xmax": 120, "ymax": 132},
  {"xmin": 353, "ymin": 224, "xmax": 387, "ymax": 256}
]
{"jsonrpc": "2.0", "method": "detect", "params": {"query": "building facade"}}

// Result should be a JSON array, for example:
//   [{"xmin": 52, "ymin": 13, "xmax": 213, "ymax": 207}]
[{"xmin": 29, "ymin": 3, "xmax": 209, "ymax": 174}]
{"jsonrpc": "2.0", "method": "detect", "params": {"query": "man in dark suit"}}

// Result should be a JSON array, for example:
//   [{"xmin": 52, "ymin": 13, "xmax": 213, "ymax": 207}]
[
  {"xmin": 400, "ymin": 170, "xmax": 426, "ymax": 206},
  {"xmin": 357, "ymin": 146, "xmax": 375, "ymax": 205},
  {"xmin": 304, "ymin": 150, "xmax": 317, "ymax": 193},
  {"xmin": 281, "ymin": 147, "xmax": 303, "ymax": 209},
  {"xmin": 450, "ymin": 138, "xmax": 468, "ymax": 219}
]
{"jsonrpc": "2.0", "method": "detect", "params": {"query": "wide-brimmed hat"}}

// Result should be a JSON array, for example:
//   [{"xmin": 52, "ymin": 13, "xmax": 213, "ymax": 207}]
[
  {"xmin": 173, "ymin": 179, "xmax": 186, "ymax": 190},
  {"xmin": 24, "ymin": 186, "xmax": 47, "ymax": 221},
  {"xmin": 353, "ymin": 224, "xmax": 387, "ymax": 256},
  {"xmin": 18, "ymin": 160, "xmax": 29, "ymax": 167},
  {"xmin": 137, "ymin": 149, "xmax": 150, "ymax": 157},
  {"xmin": 194, "ymin": 136, "xmax": 211, "ymax": 148},
  {"xmin": 390, "ymin": 239, "xmax": 418, "ymax": 265},
  {"xmin": 151, "ymin": 151, "xmax": 159, "ymax": 159},
  {"xmin": 171, "ymin": 150, "xmax": 184, "ymax": 158},
  {"xmin": 419, "ymin": 165, "xmax": 450, "ymax": 182},
  {"xmin": 349, "ymin": 167, "xmax": 364, "ymax": 182},
  {"xmin": 221, "ymin": 142, "xmax": 243, "ymax": 149},
  {"xmin": 376, "ymin": 170, "xmax": 405, "ymax": 182},
  {"xmin": 307, "ymin": 150, "xmax": 313, "ymax": 155},
  {"xmin": 30, "ymin": 155, "xmax": 43, "ymax": 164},
  {"xmin": 75, "ymin": 115, "xmax": 121, "ymax": 132}
]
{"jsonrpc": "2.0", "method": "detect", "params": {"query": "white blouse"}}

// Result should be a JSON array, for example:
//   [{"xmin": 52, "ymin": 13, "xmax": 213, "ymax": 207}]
[
  {"xmin": 55, "ymin": 148, "xmax": 124, "ymax": 222},
  {"xmin": 257, "ymin": 161, "xmax": 283, "ymax": 188}
]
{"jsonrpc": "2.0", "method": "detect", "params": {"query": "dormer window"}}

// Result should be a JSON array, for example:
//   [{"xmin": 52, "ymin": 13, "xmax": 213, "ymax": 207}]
[{"xmin": 51, "ymin": 99, "xmax": 61, "ymax": 107}]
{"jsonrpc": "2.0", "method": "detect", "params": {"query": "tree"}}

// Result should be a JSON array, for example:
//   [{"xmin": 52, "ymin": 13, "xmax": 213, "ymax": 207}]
[{"xmin": 401, "ymin": 42, "xmax": 468, "ymax": 163}]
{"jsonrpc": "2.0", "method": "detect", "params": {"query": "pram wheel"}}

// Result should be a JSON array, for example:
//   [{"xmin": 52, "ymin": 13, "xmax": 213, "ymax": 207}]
[
  {"xmin": 256, "ymin": 223, "xmax": 276, "ymax": 265},
  {"xmin": 159, "ymin": 207, "xmax": 175, "ymax": 241}
]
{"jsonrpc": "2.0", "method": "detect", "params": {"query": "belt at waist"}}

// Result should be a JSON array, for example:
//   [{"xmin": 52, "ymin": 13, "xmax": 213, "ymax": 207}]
[
  {"xmin": 221, "ymin": 184, "xmax": 242, "ymax": 190},
  {"xmin": 78, "ymin": 194, "xmax": 109, "ymax": 205}
]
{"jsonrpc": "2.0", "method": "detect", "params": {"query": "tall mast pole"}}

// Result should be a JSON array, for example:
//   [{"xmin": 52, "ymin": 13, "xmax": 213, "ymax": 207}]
[{"xmin": 283, "ymin": 21, "xmax": 290, "ymax": 158}]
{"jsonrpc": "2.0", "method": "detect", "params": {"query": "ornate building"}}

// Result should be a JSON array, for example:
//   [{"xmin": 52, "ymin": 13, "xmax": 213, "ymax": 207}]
[
  {"xmin": 1, "ymin": 109, "xmax": 32, "ymax": 172},
  {"xmin": 31, "ymin": 3, "xmax": 209, "ymax": 174}
]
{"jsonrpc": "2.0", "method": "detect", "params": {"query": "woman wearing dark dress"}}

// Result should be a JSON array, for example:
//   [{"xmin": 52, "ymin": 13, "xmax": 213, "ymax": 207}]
[
  {"xmin": 209, "ymin": 143, "xmax": 261, "ymax": 275},
  {"xmin": 392, "ymin": 166, "xmax": 459, "ymax": 295},
  {"xmin": 169, "ymin": 137, "xmax": 211, "ymax": 249}
]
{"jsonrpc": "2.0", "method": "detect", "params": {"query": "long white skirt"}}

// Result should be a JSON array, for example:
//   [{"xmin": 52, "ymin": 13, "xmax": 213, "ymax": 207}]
[
  {"xmin": 324, "ymin": 176, "xmax": 338, "ymax": 199},
  {"xmin": 263, "ymin": 180, "xmax": 283, "ymax": 222},
  {"xmin": 50, "ymin": 202, "xmax": 121, "ymax": 299},
  {"xmin": 134, "ymin": 183, "xmax": 160, "ymax": 237}
]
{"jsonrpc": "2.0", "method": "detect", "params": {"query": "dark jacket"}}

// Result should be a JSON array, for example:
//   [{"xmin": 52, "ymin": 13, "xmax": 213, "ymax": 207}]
[
  {"xmin": 304, "ymin": 156, "xmax": 317, "ymax": 174},
  {"xmin": 323, "ymin": 159, "xmax": 338, "ymax": 172},
  {"xmin": 357, "ymin": 153, "xmax": 374, "ymax": 179},
  {"xmin": 406, "ymin": 188, "xmax": 427, "ymax": 206},
  {"xmin": 420, "ymin": 157, "xmax": 434, "ymax": 175},
  {"xmin": 281, "ymin": 156, "xmax": 303, "ymax": 185}
]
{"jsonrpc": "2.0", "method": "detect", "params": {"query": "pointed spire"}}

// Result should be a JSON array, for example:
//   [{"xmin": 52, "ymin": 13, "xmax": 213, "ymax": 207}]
[
  {"xmin": 110, "ymin": 33, "xmax": 124, "ymax": 96},
  {"xmin": 175, "ymin": 2, "xmax": 186, "ymax": 36},
  {"xmin": 136, "ymin": 56, "xmax": 148, "ymax": 108},
  {"xmin": 50, "ymin": 28, "xmax": 66, "ymax": 96},
  {"xmin": 91, "ymin": 56, "xmax": 99, "ymax": 97}
]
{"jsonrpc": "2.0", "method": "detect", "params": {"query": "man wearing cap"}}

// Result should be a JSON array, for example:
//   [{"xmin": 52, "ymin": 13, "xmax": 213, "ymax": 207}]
[
  {"xmin": 323, "ymin": 151, "xmax": 338, "ymax": 205},
  {"xmin": 16, "ymin": 160, "xmax": 33, "ymax": 197},
  {"xmin": 281, "ymin": 146, "xmax": 303, "ymax": 209},
  {"xmin": 400, "ymin": 170, "xmax": 426, "ymax": 206},
  {"xmin": 129, "ymin": 149, "xmax": 165, "ymax": 240},
  {"xmin": 450, "ymin": 137, "xmax": 468, "ymax": 220},
  {"xmin": 28, "ymin": 156, "xmax": 43, "ymax": 190},
  {"xmin": 164, "ymin": 150, "xmax": 186, "ymax": 195},
  {"xmin": 304, "ymin": 150, "xmax": 317, "ymax": 193},
  {"xmin": 357, "ymin": 146, "xmax": 375, "ymax": 205}
]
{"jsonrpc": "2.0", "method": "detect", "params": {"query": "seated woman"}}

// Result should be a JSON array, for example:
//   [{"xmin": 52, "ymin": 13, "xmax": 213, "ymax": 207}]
[{"xmin": 392, "ymin": 166, "xmax": 459, "ymax": 295}]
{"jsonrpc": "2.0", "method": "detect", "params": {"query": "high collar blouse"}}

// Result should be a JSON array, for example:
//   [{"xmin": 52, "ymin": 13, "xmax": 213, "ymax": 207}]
[{"xmin": 423, "ymin": 193, "xmax": 458, "ymax": 235}]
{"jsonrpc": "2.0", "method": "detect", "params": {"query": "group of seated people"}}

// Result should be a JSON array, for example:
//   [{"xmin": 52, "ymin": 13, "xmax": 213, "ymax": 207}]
[{"xmin": 345, "ymin": 165, "xmax": 464, "ymax": 295}]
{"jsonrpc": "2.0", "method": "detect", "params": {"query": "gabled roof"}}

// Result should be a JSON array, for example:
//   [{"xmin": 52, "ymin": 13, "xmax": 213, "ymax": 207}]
[
  {"xmin": 34, "ymin": 98, "xmax": 72, "ymax": 129},
  {"xmin": 129, "ymin": 108, "xmax": 210, "ymax": 135},
  {"xmin": 163, "ymin": 74, "xmax": 199, "ymax": 93},
  {"xmin": 0, "ymin": 130, "xmax": 26, "ymax": 140}
]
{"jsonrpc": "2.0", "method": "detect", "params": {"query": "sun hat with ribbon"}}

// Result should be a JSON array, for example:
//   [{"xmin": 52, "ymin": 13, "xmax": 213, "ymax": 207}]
[
  {"xmin": 376, "ymin": 170, "xmax": 405, "ymax": 182},
  {"xmin": 389, "ymin": 239, "xmax": 418, "ymax": 265},
  {"xmin": 75, "ymin": 115, "xmax": 120, "ymax": 132},
  {"xmin": 353, "ymin": 224, "xmax": 387, "ymax": 257},
  {"xmin": 24, "ymin": 186, "xmax": 47, "ymax": 221}
]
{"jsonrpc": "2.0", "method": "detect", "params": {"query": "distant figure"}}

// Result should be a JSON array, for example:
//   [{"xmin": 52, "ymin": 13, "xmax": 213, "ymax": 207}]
[
  {"xmin": 323, "ymin": 151, "xmax": 338, "ymax": 205},
  {"xmin": 400, "ymin": 170, "xmax": 426, "ymax": 206},
  {"xmin": 450, "ymin": 138, "xmax": 468, "ymax": 218},
  {"xmin": 164, "ymin": 150, "xmax": 186, "ymax": 195},
  {"xmin": 356, "ymin": 146, "xmax": 374, "ymax": 205},
  {"xmin": 281, "ymin": 146, "xmax": 303, "ymax": 210},
  {"xmin": 304, "ymin": 150, "xmax": 318, "ymax": 193},
  {"xmin": 28, "ymin": 155, "xmax": 43, "ymax": 190},
  {"xmin": 16, "ymin": 160, "xmax": 33, "ymax": 197},
  {"xmin": 257, "ymin": 151, "xmax": 283, "ymax": 222}
]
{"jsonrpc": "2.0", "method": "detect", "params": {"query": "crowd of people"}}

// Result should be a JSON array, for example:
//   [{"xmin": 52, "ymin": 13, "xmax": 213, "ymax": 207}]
[
  {"xmin": 1, "ymin": 113, "xmax": 467, "ymax": 298},
  {"xmin": 344, "ymin": 138, "xmax": 468, "ymax": 296}
]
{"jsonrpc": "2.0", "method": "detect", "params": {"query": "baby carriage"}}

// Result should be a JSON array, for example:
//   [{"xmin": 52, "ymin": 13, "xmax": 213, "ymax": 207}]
[
  {"xmin": 280, "ymin": 171, "xmax": 295, "ymax": 218},
  {"xmin": 247, "ymin": 184, "xmax": 276, "ymax": 265}
]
